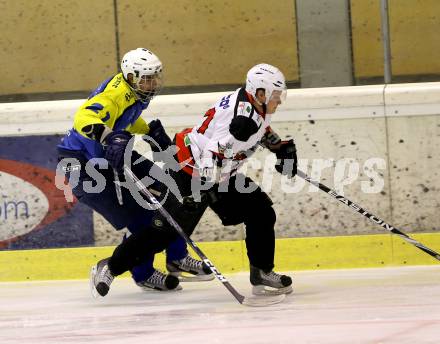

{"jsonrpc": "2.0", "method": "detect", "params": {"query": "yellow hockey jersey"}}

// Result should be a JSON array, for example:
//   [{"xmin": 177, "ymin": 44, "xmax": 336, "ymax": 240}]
[{"xmin": 58, "ymin": 73, "xmax": 150, "ymax": 159}]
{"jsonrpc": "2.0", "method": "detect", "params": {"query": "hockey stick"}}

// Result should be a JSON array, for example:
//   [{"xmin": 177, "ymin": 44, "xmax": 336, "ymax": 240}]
[
  {"xmin": 124, "ymin": 166, "xmax": 285, "ymax": 307},
  {"xmin": 113, "ymin": 168, "xmax": 124, "ymax": 205},
  {"xmin": 296, "ymin": 169, "xmax": 440, "ymax": 261}
]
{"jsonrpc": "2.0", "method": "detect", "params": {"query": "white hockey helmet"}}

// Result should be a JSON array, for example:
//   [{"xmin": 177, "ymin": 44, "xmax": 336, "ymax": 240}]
[
  {"xmin": 245, "ymin": 63, "xmax": 287, "ymax": 105},
  {"xmin": 121, "ymin": 48, "xmax": 163, "ymax": 102}
]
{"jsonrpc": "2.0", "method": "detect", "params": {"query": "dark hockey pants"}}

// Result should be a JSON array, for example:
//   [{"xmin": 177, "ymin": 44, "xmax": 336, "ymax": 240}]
[
  {"xmin": 107, "ymin": 169, "xmax": 276, "ymax": 276},
  {"xmin": 108, "ymin": 190, "xmax": 207, "ymax": 276},
  {"xmin": 207, "ymin": 175, "xmax": 276, "ymax": 271},
  {"xmin": 172, "ymin": 170, "xmax": 277, "ymax": 271}
]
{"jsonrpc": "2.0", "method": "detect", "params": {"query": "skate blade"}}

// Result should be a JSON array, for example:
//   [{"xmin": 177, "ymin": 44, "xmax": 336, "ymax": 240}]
[
  {"xmin": 170, "ymin": 271, "xmax": 215, "ymax": 282},
  {"xmin": 252, "ymin": 285, "xmax": 293, "ymax": 296},
  {"xmin": 89, "ymin": 265, "xmax": 99, "ymax": 299},
  {"xmin": 138, "ymin": 284, "xmax": 183, "ymax": 292},
  {"xmin": 242, "ymin": 294, "xmax": 286, "ymax": 307}
]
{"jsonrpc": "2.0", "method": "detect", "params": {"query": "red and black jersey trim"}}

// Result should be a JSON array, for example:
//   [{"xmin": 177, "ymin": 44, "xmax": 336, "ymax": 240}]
[{"xmin": 175, "ymin": 128, "xmax": 199, "ymax": 177}]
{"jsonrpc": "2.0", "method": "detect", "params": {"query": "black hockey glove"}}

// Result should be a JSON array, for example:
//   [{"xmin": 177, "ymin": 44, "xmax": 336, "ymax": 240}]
[
  {"xmin": 274, "ymin": 139, "xmax": 297, "ymax": 178},
  {"xmin": 261, "ymin": 128, "xmax": 282, "ymax": 150},
  {"xmin": 104, "ymin": 130, "xmax": 132, "ymax": 172},
  {"xmin": 145, "ymin": 119, "xmax": 172, "ymax": 152}
]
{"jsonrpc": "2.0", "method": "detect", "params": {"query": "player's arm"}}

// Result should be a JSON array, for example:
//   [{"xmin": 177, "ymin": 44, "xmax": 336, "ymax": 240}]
[
  {"xmin": 73, "ymin": 96, "xmax": 119, "ymax": 143},
  {"xmin": 128, "ymin": 116, "xmax": 173, "ymax": 164},
  {"xmin": 195, "ymin": 128, "xmax": 236, "ymax": 183},
  {"xmin": 128, "ymin": 116, "xmax": 149, "ymax": 135},
  {"xmin": 74, "ymin": 96, "xmax": 135, "ymax": 172}
]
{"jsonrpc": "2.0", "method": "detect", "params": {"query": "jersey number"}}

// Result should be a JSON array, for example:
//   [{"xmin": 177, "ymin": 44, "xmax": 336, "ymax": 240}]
[{"xmin": 197, "ymin": 108, "xmax": 216, "ymax": 134}]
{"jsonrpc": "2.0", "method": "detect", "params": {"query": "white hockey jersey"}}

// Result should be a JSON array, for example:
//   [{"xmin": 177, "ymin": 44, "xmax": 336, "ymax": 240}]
[{"xmin": 175, "ymin": 87, "xmax": 271, "ymax": 178}]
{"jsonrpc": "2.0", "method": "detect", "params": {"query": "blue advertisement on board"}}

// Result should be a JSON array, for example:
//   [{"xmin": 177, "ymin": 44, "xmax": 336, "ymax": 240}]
[{"xmin": 0, "ymin": 135, "xmax": 93, "ymax": 250}]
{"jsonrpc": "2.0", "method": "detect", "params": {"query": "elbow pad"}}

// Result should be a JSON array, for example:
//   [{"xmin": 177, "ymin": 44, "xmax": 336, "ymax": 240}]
[
  {"xmin": 229, "ymin": 116, "xmax": 259, "ymax": 141},
  {"xmin": 82, "ymin": 124, "xmax": 112, "ymax": 143}
]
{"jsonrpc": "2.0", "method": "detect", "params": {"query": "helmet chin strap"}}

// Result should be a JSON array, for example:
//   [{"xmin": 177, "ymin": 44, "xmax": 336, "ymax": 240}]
[
  {"xmin": 137, "ymin": 90, "xmax": 155, "ymax": 103},
  {"xmin": 247, "ymin": 91, "xmax": 264, "ymax": 106},
  {"xmin": 252, "ymin": 92, "xmax": 270, "ymax": 106},
  {"xmin": 126, "ymin": 84, "xmax": 149, "ymax": 103},
  {"xmin": 127, "ymin": 80, "xmax": 158, "ymax": 103}
]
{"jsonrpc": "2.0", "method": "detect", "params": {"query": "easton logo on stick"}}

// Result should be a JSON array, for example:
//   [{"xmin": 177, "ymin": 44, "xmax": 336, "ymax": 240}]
[{"xmin": 326, "ymin": 189, "xmax": 396, "ymax": 232}]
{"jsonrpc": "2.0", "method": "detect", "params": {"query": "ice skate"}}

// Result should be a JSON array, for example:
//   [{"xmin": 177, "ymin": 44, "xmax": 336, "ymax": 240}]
[
  {"xmin": 250, "ymin": 265, "xmax": 293, "ymax": 296},
  {"xmin": 136, "ymin": 269, "xmax": 182, "ymax": 291},
  {"xmin": 90, "ymin": 258, "xmax": 114, "ymax": 298},
  {"xmin": 166, "ymin": 254, "xmax": 215, "ymax": 282}
]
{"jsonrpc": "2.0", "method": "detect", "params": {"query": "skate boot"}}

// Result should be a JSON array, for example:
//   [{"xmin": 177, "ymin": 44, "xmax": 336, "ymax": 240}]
[
  {"xmin": 90, "ymin": 258, "xmax": 114, "ymax": 298},
  {"xmin": 250, "ymin": 265, "xmax": 293, "ymax": 296},
  {"xmin": 136, "ymin": 269, "xmax": 182, "ymax": 291},
  {"xmin": 166, "ymin": 254, "xmax": 215, "ymax": 282}
]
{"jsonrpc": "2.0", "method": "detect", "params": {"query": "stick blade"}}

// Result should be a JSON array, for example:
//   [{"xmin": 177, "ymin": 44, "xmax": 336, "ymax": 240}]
[
  {"xmin": 241, "ymin": 294, "xmax": 286, "ymax": 307},
  {"xmin": 89, "ymin": 266, "xmax": 99, "ymax": 299}
]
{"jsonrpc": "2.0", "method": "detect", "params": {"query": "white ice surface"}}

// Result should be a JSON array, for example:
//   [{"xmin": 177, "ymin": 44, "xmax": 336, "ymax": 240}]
[{"xmin": 1, "ymin": 266, "xmax": 440, "ymax": 344}]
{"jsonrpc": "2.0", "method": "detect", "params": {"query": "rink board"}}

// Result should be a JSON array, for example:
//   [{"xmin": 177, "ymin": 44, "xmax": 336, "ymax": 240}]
[{"xmin": 1, "ymin": 232, "xmax": 439, "ymax": 281}]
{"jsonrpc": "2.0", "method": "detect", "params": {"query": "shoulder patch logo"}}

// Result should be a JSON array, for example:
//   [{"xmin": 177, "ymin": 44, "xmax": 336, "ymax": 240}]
[{"xmin": 237, "ymin": 101, "xmax": 252, "ymax": 117}]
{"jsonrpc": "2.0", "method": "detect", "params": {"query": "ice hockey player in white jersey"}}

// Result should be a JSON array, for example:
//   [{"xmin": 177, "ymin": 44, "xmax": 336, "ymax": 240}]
[{"xmin": 171, "ymin": 63, "xmax": 297, "ymax": 295}]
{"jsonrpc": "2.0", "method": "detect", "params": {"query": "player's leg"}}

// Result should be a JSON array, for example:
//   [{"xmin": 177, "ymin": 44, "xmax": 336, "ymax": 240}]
[
  {"xmin": 130, "ymin": 256, "xmax": 182, "ymax": 291},
  {"xmin": 243, "ymin": 196, "xmax": 292, "ymax": 296},
  {"xmin": 91, "ymin": 221, "xmax": 181, "ymax": 297},
  {"xmin": 89, "ymin": 152, "xmax": 178, "ymax": 296},
  {"xmin": 127, "ymin": 181, "xmax": 214, "ymax": 284},
  {"xmin": 57, "ymin": 152, "xmax": 134, "ymax": 297},
  {"xmin": 125, "ymin": 152, "xmax": 182, "ymax": 291},
  {"xmin": 240, "ymin": 177, "xmax": 292, "ymax": 295},
  {"xmin": 124, "ymin": 161, "xmax": 212, "ymax": 290},
  {"xmin": 86, "ymin": 185, "xmax": 167, "ymax": 297},
  {"xmin": 165, "ymin": 233, "xmax": 214, "ymax": 282},
  {"xmin": 124, "ymin": 227, "xmax": 182, "ymax": 292},
  {"xmin": 210, "ymin": 175, "xmax": 292, "ymax": 295},
  {"xmin": 164, "ymin": 178, "xmax": 214, "ymax": 280},
  {"xmin": 90, "ymin": 204, "xmax": 181, "ymax": 297},
  {"xmin": 103, "ymin": 192, "xmax": 211, "ymax": 292}
]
